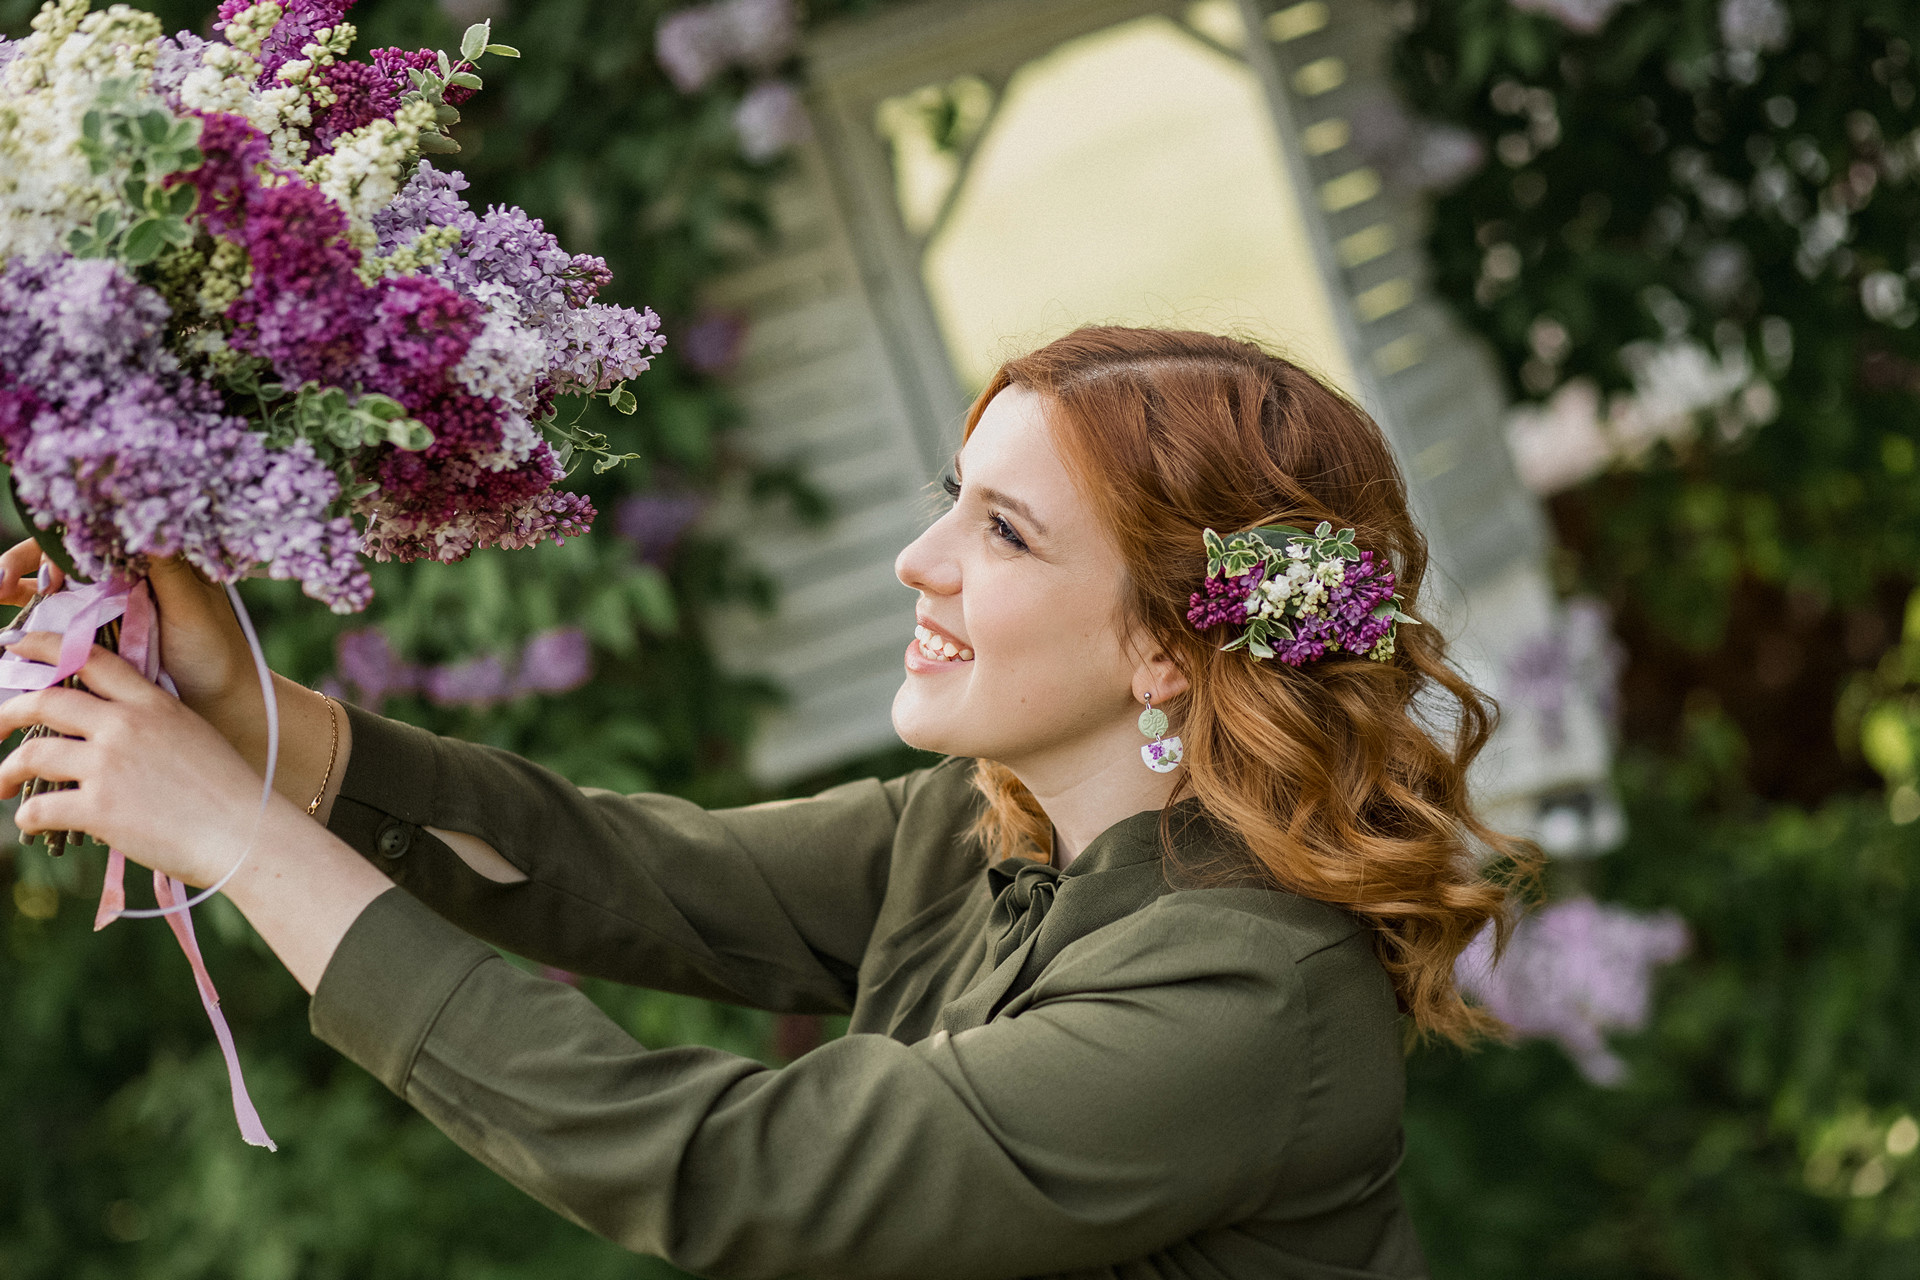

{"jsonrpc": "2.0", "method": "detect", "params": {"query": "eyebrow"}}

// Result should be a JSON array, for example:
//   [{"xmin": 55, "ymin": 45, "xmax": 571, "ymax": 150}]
[{"xmin": 951, "ymin": 456, "xmax": 1050, "ymax": 539}]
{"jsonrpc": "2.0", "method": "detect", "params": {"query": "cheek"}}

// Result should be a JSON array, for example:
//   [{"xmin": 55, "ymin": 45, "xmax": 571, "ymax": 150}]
[{"xmin": 970, "ymin": 584, "xmax": 1131, "ymax": 698}]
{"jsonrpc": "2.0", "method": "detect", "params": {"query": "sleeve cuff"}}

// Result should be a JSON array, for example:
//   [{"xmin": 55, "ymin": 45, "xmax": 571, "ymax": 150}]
[
  {"xmin": 309, "ymin": 886, "xmax": 498, "ymax": 1095},
  {"xmin": 334, "ymin": 701, "xmax": 443, "ymax": 823}
]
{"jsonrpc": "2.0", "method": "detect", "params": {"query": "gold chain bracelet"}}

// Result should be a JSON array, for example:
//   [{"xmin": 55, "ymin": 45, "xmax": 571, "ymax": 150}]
[{"xmin": 306, "ymin": 692, "xmax": 340, "ymax": 816}]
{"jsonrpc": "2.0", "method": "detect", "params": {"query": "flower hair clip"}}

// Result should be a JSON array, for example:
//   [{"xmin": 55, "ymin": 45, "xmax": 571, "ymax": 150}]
[{"xmin": 1185, "ymin": 522, "xmax": 1415, "ymax": 666}]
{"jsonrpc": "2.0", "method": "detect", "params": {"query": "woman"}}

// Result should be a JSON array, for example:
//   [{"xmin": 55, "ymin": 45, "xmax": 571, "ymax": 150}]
[{"xmin": 0, "ymin": 327, "xmax": 1528, "ymax": 1279}]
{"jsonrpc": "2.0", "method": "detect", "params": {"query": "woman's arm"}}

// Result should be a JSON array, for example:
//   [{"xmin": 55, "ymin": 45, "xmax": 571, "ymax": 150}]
[
  {"xmin": 318, "ymin": 702, "xmax": 960, "ymax": 1012},
  {"xmin": 306, "ymin": 892, "xmax": 1399, "ymax": 1280}
]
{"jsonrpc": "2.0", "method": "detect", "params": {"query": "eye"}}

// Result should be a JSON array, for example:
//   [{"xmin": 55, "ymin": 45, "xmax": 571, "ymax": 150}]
[
  {"xmin": 942, "ymin": 474, "xmax": 1028, "ymax": 552},
  {"xmin": 988, "ymin": 513, "xmax": 1029, "ymax": 553}
]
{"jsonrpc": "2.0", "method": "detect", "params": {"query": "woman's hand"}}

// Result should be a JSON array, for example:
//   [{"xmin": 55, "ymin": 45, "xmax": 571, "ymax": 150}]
[
  {"xmin": 0, "ymin": 637, "xmax": 264, "ymax": 886},
  {"xmin": 0, "ymin": 541, "xmax": 344, "ymax": 815}
]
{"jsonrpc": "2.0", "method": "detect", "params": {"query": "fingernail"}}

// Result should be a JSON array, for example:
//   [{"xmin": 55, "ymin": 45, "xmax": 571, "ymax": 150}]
[
  {"xmin": 0, "ymin": 629, "xmax": 23, "ymax": 646},
  {"xmin": 35, "ymin": 563, "xmax": 51, "ymax": 593}
]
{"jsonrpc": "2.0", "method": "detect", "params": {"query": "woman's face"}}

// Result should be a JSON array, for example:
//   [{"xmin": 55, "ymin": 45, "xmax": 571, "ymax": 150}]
[{"xmin": 892, "ymin": 386, "xmax": 1147, "ymax": 777}]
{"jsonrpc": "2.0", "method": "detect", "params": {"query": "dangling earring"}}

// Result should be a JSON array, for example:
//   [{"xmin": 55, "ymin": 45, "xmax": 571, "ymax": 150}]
[{"xmin": 1138, "ymin": 693, "xmax": 1184, "ymax": 773}]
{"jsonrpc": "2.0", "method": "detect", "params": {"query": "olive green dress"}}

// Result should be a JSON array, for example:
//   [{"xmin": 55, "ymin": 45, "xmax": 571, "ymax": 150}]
[{"xmin": 312, "ymin": 703, "xmax": 1430, "ymax": 1279}]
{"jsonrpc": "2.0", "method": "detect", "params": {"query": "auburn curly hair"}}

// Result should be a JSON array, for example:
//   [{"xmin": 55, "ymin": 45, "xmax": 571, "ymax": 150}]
[{"xmin": 963, "ymin": 326, "xmax": 1538, "ymax": 1046}]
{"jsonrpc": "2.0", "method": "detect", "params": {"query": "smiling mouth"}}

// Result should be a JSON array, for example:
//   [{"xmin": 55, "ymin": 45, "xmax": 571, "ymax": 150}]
[{"xmin": 913, "ymin": 625, "xmax": 974, "ymax": 663}]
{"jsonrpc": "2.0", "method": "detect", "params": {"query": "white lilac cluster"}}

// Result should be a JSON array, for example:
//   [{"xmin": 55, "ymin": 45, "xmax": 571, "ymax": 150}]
[
  {"xmin": 0, "ymin": 1, "xmax": 164, "ymax": 260},
  {"xmin": 1248, "ymin": 542, "xmax": 1344, "ymax": 620}
]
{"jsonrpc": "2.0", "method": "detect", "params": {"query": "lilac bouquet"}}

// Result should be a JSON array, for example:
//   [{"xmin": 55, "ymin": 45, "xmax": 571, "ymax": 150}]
[
  {"xmin": 1185, "ymin": 521, "xmax": 1414, "ymax": 666},
  {"xmin": 0, "ymin": 0, "xmax": 666, "ymax": 1150},
  {"xmin": 0, "ymin": 0, "xmax": 665, "ymax": 612}
]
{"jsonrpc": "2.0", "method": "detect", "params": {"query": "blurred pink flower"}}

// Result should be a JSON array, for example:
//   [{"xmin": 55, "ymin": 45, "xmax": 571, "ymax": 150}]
[
  {"xmin": 678, "ymin": 310, "xmax": 749, "ymax": 375},
  {"xmin": 617, "ymin": 491, "xmax": 706, "ymax": 564},
  {"xmin": 512, "ymin": 628, "xmax": 594, "ymax": 696},
  {"xmin": 655, "ymin": 0, "xmax": 798, "ymax": 95},
  {"xmin": 424, "ymin": 652, "xmax": 512, "ymax": 707},
  {"xmin": 335, "ymin": 627, "xmax": 420, "ymax": 709},
  {"xmin": 655, "ymin": 6, "xmax": 732, "ymax": 93},
  {"xmin": 1509, "ymin": 0, "xmax": 1637, "ymax": 35},
  {"xmin": 1458, "ymin": 898, "xmax": 1690, "ymax": 1085},
  {"xmin": 735, "ymin": 79, "xmax": 809, "ymax": 162}
]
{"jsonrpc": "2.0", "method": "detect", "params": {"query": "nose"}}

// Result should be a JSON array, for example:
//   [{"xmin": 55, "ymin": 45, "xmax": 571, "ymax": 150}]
[{"xmin": 896, "ymin": 508, "xmax": 960, "ymax": 597}]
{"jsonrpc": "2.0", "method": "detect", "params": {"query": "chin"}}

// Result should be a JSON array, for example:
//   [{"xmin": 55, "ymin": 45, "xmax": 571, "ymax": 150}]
[{"xmin": 890, "ymin": 680, "xmax": 969, "ymax": 757}]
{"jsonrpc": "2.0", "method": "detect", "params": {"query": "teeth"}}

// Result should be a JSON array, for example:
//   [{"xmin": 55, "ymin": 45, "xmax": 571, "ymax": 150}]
[{"xmin": 914, "ymin": 625, "xmax": 973, "ymax": 663}]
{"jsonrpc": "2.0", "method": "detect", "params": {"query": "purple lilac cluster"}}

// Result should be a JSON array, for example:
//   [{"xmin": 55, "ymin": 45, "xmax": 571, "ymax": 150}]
[
  {"xmin": 358, "ymin": 162, "xmax": 662, "ymax": 560},
  {"xmin": 1270, "ymin": 551, "xmax": 1398, "ymax": 666},
  {"xmin": 1184, "ymin": 565, "xmax": 1262, "ymax": 631},
  {"xmin": 1456, "ymin": 898, "xmax": 1690, "ymax": 1085},
  {"xmin": 0, "ymin": 258, "xmax": 368, "ymax": 607},
  {"xmin": 1184, "ymin": 528, "xmax": 1402, "ymax": 667},
  {"xmin": 331, "ymin": 625, "xmax": 593, "ymax": 710}
]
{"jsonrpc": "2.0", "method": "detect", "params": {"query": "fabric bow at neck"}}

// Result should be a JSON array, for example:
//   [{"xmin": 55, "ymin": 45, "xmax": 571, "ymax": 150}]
[{"xmin": 985, "ymin": 857, "xmax": 1064, "ymax": 969}]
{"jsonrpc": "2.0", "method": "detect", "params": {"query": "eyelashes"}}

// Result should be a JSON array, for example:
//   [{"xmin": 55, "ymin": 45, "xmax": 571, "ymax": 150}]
[{"xmin": 941, "ymin": 474, "xmax": 1029, "ymax": 552}]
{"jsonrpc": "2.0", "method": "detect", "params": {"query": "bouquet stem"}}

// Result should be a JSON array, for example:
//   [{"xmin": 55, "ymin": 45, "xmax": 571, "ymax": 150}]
[{"xmin": 10, "ymin": 596, "xmax": 118, "ymax": 856}]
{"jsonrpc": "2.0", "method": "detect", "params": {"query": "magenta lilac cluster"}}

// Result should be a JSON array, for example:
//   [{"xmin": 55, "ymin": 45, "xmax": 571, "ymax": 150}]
[
  {"xmin": 0, "ymin": 0, "xmax": 663, "ymax": 611},
  {"xmin": 1184, "ymin": 523, "xmax": 1409, "ymax": 666}
]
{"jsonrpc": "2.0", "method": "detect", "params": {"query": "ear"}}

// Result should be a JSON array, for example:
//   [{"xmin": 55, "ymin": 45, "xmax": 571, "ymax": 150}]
[{"xmin": 1131, "ymin": 644, "xmax": 1189, "ymax": 707}]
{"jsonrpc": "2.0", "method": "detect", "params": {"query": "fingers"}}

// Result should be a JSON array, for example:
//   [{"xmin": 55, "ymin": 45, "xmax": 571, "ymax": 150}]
[
  {"xmin": 0, "ymin": 686, "xmax": 111, "ymax": 742},
  {"xmin": 0, "ymin": 640, "xmax": 162, "ymax": 724},
  {"xmin": 0, "ymin": 734, "xmax": 85, "ymax": 799},
  {"xmin": 0, "ymin": 539, "xmax": 60, "ymax": 608},
  {"xmin": 13, "ymin": 779, "xmax": 90, "ymax": 838}
]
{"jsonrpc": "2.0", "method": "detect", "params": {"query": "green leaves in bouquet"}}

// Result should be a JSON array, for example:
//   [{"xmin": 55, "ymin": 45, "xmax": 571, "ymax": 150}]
[
  {"xmin": 68, "ymin": 79, "xmax": 202, "ymax": 267},
  {"xmin": 403, "ymin": 20, "xmax": 521, "ymax": 156},
  {"xmin": 234, "ymin": 373, "xmax": 434, "ymax": 486},
  {"xmin": 543, "ymin": 379, "xmax": 644, "ymax": 476}
]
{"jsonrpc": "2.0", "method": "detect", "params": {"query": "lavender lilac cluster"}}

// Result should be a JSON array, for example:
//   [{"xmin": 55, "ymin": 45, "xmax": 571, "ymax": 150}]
[
  {"xmin": 0, "ymin": 257, "xmax": 367, "ymax": 606},
  {"xmin": 1456, "ymin": 897, "xmax": 1690, "ymax": 1085}
]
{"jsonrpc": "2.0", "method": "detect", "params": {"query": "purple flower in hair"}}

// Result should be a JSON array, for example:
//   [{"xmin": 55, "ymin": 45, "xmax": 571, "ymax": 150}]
[
  {"xmin": 1188, "ymin": 523, "xmax": 1409, "ymax": 666},
  {"xmin": 1185, "ymin": 564, "xmax": 1263, "ymax": 631}
]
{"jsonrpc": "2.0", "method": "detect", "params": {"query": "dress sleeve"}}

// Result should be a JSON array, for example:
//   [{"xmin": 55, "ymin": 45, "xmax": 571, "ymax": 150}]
[
  {"xmin": 310, "ymin": 886, "xmax": 1320, "ymax": 1280},
  {"xmin": 323, "ymin": 702, "xmax": 965, "ymax": 1014}
]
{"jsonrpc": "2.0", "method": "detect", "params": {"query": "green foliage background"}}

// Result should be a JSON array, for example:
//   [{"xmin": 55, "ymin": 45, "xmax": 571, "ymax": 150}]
[{"xmin": 1, "ymin": 0, "xmax": 1917, "ymax": 1276}]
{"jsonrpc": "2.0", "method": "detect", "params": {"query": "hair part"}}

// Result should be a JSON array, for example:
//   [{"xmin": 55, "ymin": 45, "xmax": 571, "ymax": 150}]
[{"xmin": 963, "ymin": 326, "xmax": 1539, "ymax": 1047}]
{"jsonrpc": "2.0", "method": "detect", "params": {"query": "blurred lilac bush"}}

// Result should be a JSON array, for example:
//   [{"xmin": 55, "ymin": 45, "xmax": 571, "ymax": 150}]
[{"xmin": 1458, "ymin": 899, "xmax": 1690, "ymax": 1085}]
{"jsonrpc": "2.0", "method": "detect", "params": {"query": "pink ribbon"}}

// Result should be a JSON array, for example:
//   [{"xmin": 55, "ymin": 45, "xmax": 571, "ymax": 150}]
[
  {"xmin": 155, "ymin": 872, "xmax": 277, "ymax": 1150},
  {"xmin": 5, "ymin": 575, "xmax": 277, "ymax": 1151}
]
